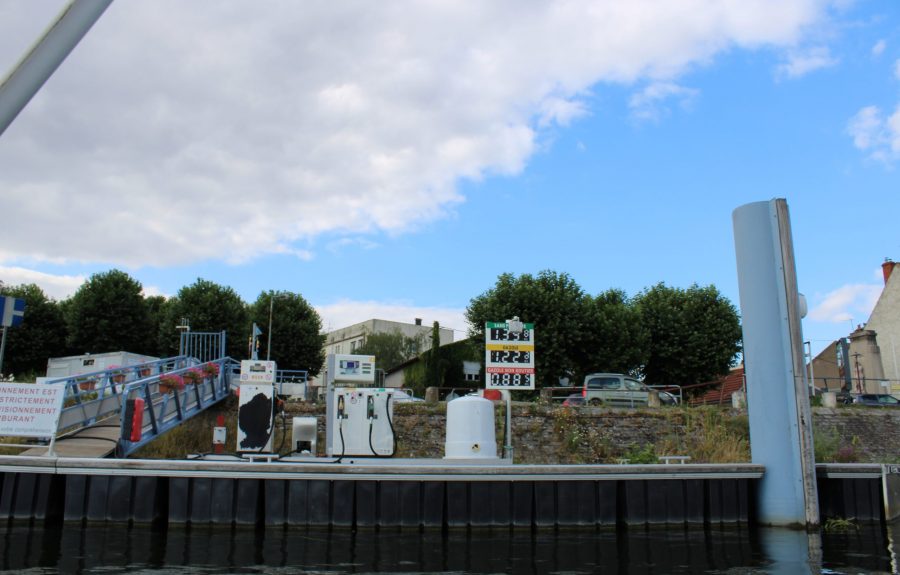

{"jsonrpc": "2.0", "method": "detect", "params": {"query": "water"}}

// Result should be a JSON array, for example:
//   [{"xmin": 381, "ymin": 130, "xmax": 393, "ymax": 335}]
[{"xmin": 0, "ymin": 522, "xmax": 896, "ymax": 574}]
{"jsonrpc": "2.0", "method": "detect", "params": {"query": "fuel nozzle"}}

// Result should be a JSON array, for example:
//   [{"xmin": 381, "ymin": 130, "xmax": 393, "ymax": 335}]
[{"xmin": 366, "ymin": 395, "xmax": 376, "ymax": 420}]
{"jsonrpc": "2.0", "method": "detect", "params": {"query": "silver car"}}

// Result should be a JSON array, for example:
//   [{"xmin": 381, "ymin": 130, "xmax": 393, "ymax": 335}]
[{"xmin": 582, "ymin": 373, "xmax": 678, "ymax": 407}]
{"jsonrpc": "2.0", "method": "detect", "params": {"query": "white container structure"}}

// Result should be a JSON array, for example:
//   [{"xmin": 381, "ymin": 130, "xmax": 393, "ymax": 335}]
[{"xmin": 444, "ymin": 395, "xmax": 497, "ymax": 459}]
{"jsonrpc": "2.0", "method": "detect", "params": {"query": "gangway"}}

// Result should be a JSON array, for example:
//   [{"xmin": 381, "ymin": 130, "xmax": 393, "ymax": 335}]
[{"xmin": 21, "ymin": 355, "xmax": 232, "ymax": 458}]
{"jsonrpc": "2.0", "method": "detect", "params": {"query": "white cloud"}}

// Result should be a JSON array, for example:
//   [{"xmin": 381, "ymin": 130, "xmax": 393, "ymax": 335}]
[
  {"xmin": 316, "ymin": 299, "xmax": 468, "ymax": 340},
  {"xmin": 628, "ymin": 82, "xmax": 699, "ymax": 121},
  {"xmin": 0, "ymin": 1, "xmax": 829, "ymax": 268},
  {"xmin": 872, "ymin": 39, "xmax": 886, "ymax": 56},
  {"xmin": 776, "ymin": 46, "xmax": 838, "ymax": 79},
  {"xmin": 808, "ymin": 283, "xmax": 882, "ymax": 323},
  {"xmin": 0, "ymin": 266, "xmax": 167, "ymax": 300},
  {"xmin": 847, "ymin": 104, "xmax": 900, "ymax": 163},
  {"xmin": 0, "ymin": 266, "xmax": 85, "ymax": 300}
]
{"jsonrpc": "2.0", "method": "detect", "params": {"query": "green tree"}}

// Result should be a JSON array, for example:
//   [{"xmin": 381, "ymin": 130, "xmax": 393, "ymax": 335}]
[
  {"xmin": 162, "ymin": 279, "xmax": 249, "ymax": 359},
  {"xmin": 144, "ymin": 295, "xmax": 168, "ymax": 357},
  {"xmin": 65, "ymin": 270, "xmax": 151, "ymax": 355},
  {"xmin": 0, "ymin": 283, "xmax": 68, "ymax": 377},
  {"xmin": 466, "ymin": 271, "xmax": 593, "ymax": 387},
  {"xmin": 423, "ymin": 321, "xmax": 449, "ymax": 389},
  {"xmin": 356, "ymin": 329, "xmax": 423, "ymax": 372},
  {"xmin": 634, "ymin": 283, "xmax": 742, "ymax": 387},
  {"xmin": 249, "ymin": 290, "xmax": 325, "ymax": 375},
  {"xmin": 579, "ymin": 289, "xmax": 648, "ymax": 377}
]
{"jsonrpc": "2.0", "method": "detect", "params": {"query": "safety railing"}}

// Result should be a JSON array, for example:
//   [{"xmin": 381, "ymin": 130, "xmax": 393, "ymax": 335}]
[
  {"xmin": 52, "ymin": 356, "xmax": 193, "ymax": 434},
  {"xmin": 116, "ymin": 357, "xmax": 231, "ymax": 457}
]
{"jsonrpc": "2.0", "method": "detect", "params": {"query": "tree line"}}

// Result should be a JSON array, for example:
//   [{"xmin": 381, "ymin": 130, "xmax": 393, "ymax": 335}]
[
  {"xmin": 1, "ymin": 269, "xmax": 743, "ymax": 391},
  {"xmin": 0, "ymin": 270, "xmax": 325, "ymax": 377},
  {"xmin": 465, "ymin": 271, "xmax": 742, "ymax": 389}
]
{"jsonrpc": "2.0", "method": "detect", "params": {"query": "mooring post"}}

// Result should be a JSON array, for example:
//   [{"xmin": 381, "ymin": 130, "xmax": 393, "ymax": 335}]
[{"xmin": 733, "ymin": 199, "xmax": 819, "ymax": 528}]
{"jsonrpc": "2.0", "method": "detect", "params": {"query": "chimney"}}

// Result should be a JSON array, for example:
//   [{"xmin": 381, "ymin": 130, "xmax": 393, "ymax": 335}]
[
  {"xmin": 415, "ymin": 318, "xmax": 422, "ymax": 326},
  {"xmin": 882, "ymin": 259, "xmax": 895, "ymax": 285}
]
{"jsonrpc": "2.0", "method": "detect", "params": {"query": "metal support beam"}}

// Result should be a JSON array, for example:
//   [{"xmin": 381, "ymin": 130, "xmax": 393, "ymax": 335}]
[
  {"xmin": 0, "ymin": 0, "xmax": 113, "ymax": 137},
  {"xmin": 733, "ymin": 199, "xmax": 819, "ymax": 528}
]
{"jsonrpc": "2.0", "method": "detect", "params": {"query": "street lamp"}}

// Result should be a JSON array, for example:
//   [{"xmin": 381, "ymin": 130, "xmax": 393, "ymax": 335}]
[{"xmin": 266, "ymin": 293, "xmax": 289, "ymax": 361}]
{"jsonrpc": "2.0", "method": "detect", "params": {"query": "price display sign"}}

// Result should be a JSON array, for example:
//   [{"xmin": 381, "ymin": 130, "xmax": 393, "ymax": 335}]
[{"xmin": 485, "ymin": 321, "xmax": 535, "ymax": 390}]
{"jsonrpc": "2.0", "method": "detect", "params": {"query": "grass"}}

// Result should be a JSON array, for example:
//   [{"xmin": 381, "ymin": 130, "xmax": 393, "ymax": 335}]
[{"xmin": 823, "ymin": 517, "xmax": 858, "ymax": 533}]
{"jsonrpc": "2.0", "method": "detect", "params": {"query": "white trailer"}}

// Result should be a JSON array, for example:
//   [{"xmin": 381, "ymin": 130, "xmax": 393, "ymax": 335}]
[{"xmin": 45, "ymin": 351, "xmax": 159, "ymax": 378}]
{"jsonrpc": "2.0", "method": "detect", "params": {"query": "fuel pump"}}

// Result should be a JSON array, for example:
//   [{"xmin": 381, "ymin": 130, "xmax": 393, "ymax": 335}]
[
  {"xmin": 237, "ymin": 360, "xmax": 277, "ymax": 453},
  {"xmin": 325, "ymin": 354, "xmax": 396, "ymax": 457}
]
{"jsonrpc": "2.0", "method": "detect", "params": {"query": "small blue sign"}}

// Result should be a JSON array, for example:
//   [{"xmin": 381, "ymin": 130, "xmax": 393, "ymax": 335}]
[{"xmin": 0, "ymin": 297, "xmax": 26, "ymax": 327}]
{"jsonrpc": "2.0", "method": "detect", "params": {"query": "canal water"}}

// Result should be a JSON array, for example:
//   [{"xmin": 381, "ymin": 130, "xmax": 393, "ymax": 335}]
[{"xmin": 0, "ymin": 522, "xmax": 896, "ymax": 574}]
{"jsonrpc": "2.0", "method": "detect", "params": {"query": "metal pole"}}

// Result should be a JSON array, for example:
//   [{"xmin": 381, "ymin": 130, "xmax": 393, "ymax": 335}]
[
  {"xmin": 0, "ymin": 0, "xmax": 114, "ymax": 136},
  {"xmin": 0, "ymin": 326, "xmax": 8, "ymax": 375},
  {"xmin": 267, "ymin": 295, "xmax": 274, "ymax": 361},
  {"xmin": 504, "ymin": 396, "xmax": 513, "ymax": 460},
  {"xmin": 806, "ymin": 341, "xmax": 815, "ymax": 394}
]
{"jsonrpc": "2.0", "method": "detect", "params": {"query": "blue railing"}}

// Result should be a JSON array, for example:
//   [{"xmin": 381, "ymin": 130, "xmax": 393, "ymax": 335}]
[
  {"xmin": 116, "ymin": 357, "xmax": 231, "ymax": 456},
  {"xmin": 50, "ymin": 356, "xmax": 194, "ymax": 433},
  {"xmin": 225, "ymin": 362, "xmax": 309, "ymax": 395}
]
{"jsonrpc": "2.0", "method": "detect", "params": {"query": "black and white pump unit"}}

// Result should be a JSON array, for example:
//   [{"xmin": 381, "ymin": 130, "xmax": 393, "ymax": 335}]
[
  {"xmin": 237, "ymin": 360, "xmax": 277, "ymax": 453},
  {"xmin": 324, "ymin": 354, "xmax": 396, "ymax": 458}
]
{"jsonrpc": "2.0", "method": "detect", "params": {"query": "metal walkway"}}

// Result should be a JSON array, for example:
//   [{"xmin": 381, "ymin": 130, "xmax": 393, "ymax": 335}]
[
  {"xmin": 22, "ymin": 332, "xmax": 233, "ymax": 458},
  {"xmin": 24, "ymin": 354, "xmax": 232, "ymax": 458}
]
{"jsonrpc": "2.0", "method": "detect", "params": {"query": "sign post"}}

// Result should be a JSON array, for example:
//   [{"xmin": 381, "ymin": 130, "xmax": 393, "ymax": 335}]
[
  {"xmin": 0, "ymin": 296, "xmax": 26, "ymax": 375},
  {"xmin": 485, "ymin": 318, "xmax": 535, "ymax": 460}
]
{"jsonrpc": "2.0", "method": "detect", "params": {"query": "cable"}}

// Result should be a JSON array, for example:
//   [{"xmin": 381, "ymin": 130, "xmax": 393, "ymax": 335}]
[
  {"xmin": 335, "ymin": 416, "xmax": 345, "ymax": 463},
  {"xmin": 367, "ymin": 392, "xmax": 395, "ymax": 458}
]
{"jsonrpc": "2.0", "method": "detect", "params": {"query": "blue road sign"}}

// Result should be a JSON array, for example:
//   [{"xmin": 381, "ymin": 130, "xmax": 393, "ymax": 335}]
[{"xmin": 0, "ymin": 297, "xmax": 26, "ymax": 327}]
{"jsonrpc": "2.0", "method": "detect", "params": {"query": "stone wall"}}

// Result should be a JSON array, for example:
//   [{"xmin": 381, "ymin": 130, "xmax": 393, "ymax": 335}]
[
  {"xmin": 384, "ymin": 404, "xmax": 900, "ymax": 464},
  {"xmin": 812, "ymin": 407, "xmax": 900, "ymax": 462},
  {"xmin": 196, "ymin": 401, "xmax": 900, "ymax": 464}
]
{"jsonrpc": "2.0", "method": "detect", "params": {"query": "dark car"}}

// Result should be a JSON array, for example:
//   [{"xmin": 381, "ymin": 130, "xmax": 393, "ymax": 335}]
[
  {"xmin": 851, "ymin": 394, "xmax": 900, "ymax": 407},
  {"xmin": 562, "ymin": 393, "xmax": 585, "ymax": 407}
]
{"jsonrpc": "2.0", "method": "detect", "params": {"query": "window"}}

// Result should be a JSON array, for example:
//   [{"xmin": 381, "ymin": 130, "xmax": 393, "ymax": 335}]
[
  {"xmin": 587, "ymin": 377, "xmax": 620, "ymax": 390},
  {"xmin": 465, "ymin": 373, "xmax": 480, "ymax": 382},
  {"xmin": 625, "ymin": 379, "xmax": 644, "ymax": 391}
]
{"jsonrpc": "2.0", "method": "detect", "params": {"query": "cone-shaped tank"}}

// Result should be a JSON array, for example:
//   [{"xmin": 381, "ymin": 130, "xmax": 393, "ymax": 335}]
[{"xmin": 444, "ymin": 395, "xmax": 497, "ymax": 459}]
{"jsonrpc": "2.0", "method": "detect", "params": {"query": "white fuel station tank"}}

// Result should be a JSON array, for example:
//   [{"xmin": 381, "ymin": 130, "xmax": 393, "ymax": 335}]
[{"xmin": 444, "ymin": 395, "xmax": 497, "ymax": 459}]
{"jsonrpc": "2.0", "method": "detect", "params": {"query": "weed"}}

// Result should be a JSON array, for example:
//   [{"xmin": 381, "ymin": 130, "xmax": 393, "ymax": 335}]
[{"xmin": 823, "ymin": 517, "xmax": 858, "ymax": 533}]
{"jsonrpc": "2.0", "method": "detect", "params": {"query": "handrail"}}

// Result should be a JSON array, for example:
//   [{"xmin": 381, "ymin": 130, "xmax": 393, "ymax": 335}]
[
  {"xmin": 116, "ymin": 357, "xmax": 232, "ymax": 457},
  {"xmin": 53, "ymin": 356, "xmax": 193, "ymax": 433}
]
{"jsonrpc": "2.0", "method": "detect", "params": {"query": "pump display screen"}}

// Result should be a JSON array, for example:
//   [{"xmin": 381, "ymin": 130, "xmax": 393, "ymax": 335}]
[
  {"xmin": 340, "ymin": 360, "xmax": 360, "ymax": 369},
  {"xmin": 249, "ymin": 364, "xmax": 267, "ymax": 372}
]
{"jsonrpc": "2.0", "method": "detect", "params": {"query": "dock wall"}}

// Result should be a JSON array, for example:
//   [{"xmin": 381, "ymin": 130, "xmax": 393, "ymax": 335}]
[{"xmin": 0, "ymin": 457, "xmax": 762, "ymax": 528}]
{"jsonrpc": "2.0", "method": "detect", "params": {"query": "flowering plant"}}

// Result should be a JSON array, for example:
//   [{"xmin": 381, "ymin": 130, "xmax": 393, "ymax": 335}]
[
  {"xmin": 158, "ymin": 373, "xmax": 184, "ymax": 393},
  {"xmin": 77, "ymin": 377, "xmax": 97, "ymax": 391},
  {"xmin": 201, "ymin": 363, "xmax": 220, "ymax": 377},
  {"xmin": 183, "ymin": 368, "xmax": 205, "ymax": 385}
]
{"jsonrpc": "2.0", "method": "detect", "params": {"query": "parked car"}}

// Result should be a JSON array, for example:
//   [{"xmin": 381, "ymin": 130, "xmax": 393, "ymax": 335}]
[
  {"xmin": 562, "ymin": 393, "xmax": 585, "ymax": 407},
  {"xmin": 581, "ymin": 373, "xmax": 678, "ymax": 407},
  {"xmin": 850, "ymin": 394, "xmax": 900, "ymax": 407},
  {"xmin": 390, "ymin": 389, "xmax": 424, "ymax": 403}
]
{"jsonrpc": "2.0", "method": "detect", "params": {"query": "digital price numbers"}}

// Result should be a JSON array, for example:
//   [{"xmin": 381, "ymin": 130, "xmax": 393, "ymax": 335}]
[
  {"xmin": 485, "ymin": 321, "xmax": 535, "ymax": 390},
  {"xmin": 489, "ymin": 372, "xmax": 533, "ymax": 387}
]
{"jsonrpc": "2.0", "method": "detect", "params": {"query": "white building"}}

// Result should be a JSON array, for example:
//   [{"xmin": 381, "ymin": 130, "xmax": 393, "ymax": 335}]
[
  {"xmin": 324, "ymin": 318, "xmax": 453, "ymax": 358},
  {"xmin": 862, "ymin": 260, "xmax": 900, "ymax": 389}
]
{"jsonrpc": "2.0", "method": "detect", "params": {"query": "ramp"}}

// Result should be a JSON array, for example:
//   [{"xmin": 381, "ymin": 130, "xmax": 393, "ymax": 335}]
[{"xmin": 29, "ymin": 348, "xmax": 232, "ymax": 458}]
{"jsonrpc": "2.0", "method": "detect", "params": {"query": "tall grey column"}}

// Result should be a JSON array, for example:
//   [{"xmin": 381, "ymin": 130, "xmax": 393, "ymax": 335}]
[
  {"xmin": 733, "ymin": 199, "xmax": 819, "ymax": 528},
  {"xmin": 0, "ymin": 0, "xmax": 113, "ymax": 136}
]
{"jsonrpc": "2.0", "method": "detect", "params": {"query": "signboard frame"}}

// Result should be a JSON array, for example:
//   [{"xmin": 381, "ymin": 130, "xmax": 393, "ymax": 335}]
[
  {"xmin": 485, "ymin": 321, "xmax": 536, "ymax": 390},
  {"xmin": 0, "ymin": 382, "xmax": 65, "ymax": 439}
]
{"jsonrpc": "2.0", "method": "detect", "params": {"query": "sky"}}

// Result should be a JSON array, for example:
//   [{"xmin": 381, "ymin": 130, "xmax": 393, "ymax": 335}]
[{"xmin": 0, "ymin": 0, "xmax": 898, "ymax": 357}]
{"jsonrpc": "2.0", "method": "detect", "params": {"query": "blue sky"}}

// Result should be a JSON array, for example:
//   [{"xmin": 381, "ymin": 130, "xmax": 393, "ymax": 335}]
[{"xmin": 1, "ymin": 1, "xmax": 898, "ymax": 356}]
